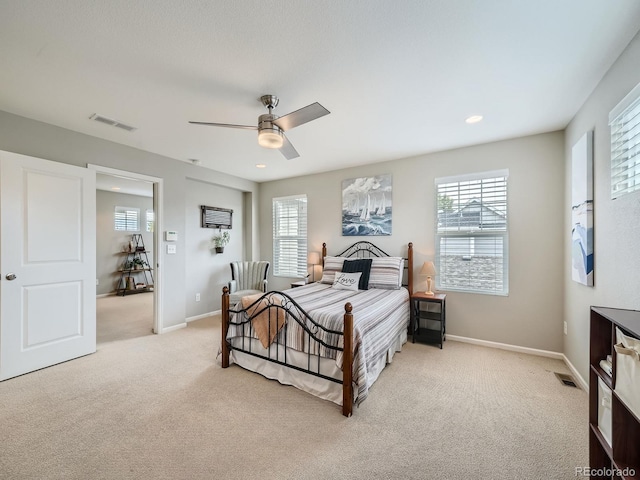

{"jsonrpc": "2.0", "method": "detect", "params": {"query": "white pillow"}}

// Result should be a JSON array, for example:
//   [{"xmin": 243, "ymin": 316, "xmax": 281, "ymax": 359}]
[{"xmin": 332, "ymin": 272, "xmax": 362, "ymax": 291}]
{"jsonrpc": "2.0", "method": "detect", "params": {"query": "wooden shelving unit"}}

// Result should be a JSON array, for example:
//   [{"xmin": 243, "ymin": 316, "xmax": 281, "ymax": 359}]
[
  {"xmin": 116, "ymin": 234, "xmax": 154, "ymax": 296},
  {"xmin": 590, "ymin": 306, "xmax": 640, "ymax": 480}
]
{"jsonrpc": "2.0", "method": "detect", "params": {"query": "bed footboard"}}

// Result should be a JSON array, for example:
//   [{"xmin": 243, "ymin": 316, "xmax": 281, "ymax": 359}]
[{"xmin": 220, "ymin": 287, "xmax": 354, "ymax": 417}]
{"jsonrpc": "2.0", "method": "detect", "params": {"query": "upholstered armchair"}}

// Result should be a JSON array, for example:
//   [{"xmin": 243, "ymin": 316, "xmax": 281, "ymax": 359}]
[{"xmin": 228, "ymin": 261, "xmax": 270, "ymax": 304}]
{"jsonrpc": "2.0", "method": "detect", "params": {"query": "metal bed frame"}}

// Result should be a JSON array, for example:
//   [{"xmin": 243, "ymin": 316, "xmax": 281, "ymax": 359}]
[{"xmin": 220, "ymin": 241, "xmax": 413, "ymax": 417}]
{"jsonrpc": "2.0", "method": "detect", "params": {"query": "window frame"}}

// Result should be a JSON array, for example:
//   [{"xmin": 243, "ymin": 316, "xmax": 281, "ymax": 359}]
[
  {"xmin": 272, "ymin": 194, "xmax": 308, "ymax": 278},
  {"xmin": 435, "ymin": 170, "xmax": 509, "ymax": 296},
  {"xmin": 609, "ymin": 80, "xmax": 640, "ymax": 199}
]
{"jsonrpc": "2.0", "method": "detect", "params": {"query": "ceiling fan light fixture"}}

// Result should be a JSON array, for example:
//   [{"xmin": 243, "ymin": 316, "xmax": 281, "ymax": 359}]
[{"xmin": 258, "ymin": 128, "xmax": 283, "ymax": 149}]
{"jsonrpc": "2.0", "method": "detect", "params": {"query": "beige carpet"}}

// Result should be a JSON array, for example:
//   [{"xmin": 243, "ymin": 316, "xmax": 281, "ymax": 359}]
[
  {"xmin": 1, "ymin": 306, "xmax": 588, "ymax": 480},
  {"xmin": 97, "ymin": 293, "xmax": 154, "ymax": 345}
]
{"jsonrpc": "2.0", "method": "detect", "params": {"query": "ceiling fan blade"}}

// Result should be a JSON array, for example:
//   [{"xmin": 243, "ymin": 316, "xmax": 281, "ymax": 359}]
[
  {"xmin": 279, "ymin": 133, "xmax": 299, "ymax": 160},
  {"xmin": 188, "ymin": 121, "xmax": 257, "ymax": 130},
  {"xmin": 272, "ymin": 102, "xmax": 330, "ymax": 131}
]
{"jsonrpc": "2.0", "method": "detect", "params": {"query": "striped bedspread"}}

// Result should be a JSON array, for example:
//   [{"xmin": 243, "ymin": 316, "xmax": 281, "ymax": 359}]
[{"xmin": 227, "ymin": 282, "xmax": 410, "ymax": 404}]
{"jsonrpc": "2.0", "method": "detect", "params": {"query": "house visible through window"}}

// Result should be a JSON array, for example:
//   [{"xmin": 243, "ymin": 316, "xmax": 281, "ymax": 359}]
[
  {"xmin": 272, "ymin": 194, "xmax": 307, "ymax": 278},
  {"xmin": 114, "ymin": 206, "xmax": 140, "ymax": 232},
  {"xmin": 610, "ymin": 81, "xmax": 640, "ymax": 199},
  {"xmin": 435, "ymin": 170, "xmax": 509, "ymax": 295}
]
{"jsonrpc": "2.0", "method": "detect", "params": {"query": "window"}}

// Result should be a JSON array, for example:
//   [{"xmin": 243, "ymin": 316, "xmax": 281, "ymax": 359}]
[
  {"xmin": 146, "ymin": 210, "xmax": 154, "ymax": 232},
  {"xmin": 114, "ymin": 206, "xmax": 139, "ymax": 231},
  {"xmin": 610, "ymin": 81, "xmax": 640, "ymax": 199},
  {"xmin": 435, "ymin": 170, "xmax": 508, "ymax": 295},
  {"xmin": 272, "ymin": 194, "xmax": 307, "ymax": 277}
]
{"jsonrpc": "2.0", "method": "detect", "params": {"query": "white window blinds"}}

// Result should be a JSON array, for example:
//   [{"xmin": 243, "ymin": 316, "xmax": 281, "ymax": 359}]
[
  {"xmin": 146, "ymin": 210, "xmax": 154, "ymax": 232},
  {"xmin": 435, "ymin": 170, "xmax": 509, "ymax": 295},
  {"xmin": 114, "ymin": 206, "xmax": 140, "ymax": 231},
  {"xmin": 272, "ymin": 194, "xmax": 308, "ymax": 277},
  {"xmin": 610, "ymin": 81, "xmax": 640, "ymax": 199}
]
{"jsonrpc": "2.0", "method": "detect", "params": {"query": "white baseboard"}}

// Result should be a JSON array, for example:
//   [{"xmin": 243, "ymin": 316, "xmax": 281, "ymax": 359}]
[
  {"xmin": 447, "ymin": 335, "xmax": 564, "ymax": 359},
  {"xmin": 186, "ymin": 310, "xmax": 220, "ymax": 323},
  {"xmin": 160, "ymin": 322, "xmax": 187, "ymax": 334},
  {"xmin": 448, "ymin": 334, "xmax": 588, "ymax": 392},
  {"xmin": 96, "ymin": 292, "xmax": 116, "ymax": 298},
  {"xmin": 562, "ymin": 354, "xmax": 589, "ymax": 392}
]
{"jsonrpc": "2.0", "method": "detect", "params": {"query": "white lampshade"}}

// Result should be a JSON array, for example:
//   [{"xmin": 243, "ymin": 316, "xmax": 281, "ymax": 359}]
[
  {"xmin": 307, "ymin": 251, "xmax": 320, "ymax": 265},
  {"xmin": 420, "ymin": 261, "xmax": 436, "ymax": 295},
  {"xmin": 258, "ymin": 128, "xmax": 283, "ymax": 149},
  {"xmin": 420, "ymin": 261, "xmax": 436, "ymax": 277}
]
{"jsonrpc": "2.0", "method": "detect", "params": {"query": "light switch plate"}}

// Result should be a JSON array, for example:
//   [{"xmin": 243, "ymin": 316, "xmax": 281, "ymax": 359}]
[{"xmin": 167, "ymin": 244, "xmax": 176, "ymax": 254}]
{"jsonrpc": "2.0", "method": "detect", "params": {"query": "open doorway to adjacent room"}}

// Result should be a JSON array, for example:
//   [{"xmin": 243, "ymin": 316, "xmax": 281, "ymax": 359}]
[{"xmin": 91, "ymin": 166, "xmax": 163, "ymax": 346}]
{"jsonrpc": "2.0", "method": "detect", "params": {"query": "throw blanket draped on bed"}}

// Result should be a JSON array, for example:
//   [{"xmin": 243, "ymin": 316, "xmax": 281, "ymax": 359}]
[{"xmin": 241, "ymin": 293, "xmax": 286, "ymax": 349}]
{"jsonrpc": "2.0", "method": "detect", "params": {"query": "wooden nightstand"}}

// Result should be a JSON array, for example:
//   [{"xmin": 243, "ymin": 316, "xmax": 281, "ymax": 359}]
[{"xmin": 410, "ymin": 292, "xmax": 446, "ymax": 348}]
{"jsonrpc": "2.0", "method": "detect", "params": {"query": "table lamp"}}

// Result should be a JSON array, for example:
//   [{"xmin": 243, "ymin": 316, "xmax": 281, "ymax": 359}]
[
  {"xmin": 420, "ymin": 261, "xmax": 437, "ymax": 295},
  {"xmin": 307, "ymin": 251, "xmax": 321, "ymax": 283}
]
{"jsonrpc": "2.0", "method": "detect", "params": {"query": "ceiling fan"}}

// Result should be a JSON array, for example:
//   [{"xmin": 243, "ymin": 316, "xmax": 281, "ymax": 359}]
[{"xmin": 189, "ymin": 95, "xmax": 330, "ymax": 160}]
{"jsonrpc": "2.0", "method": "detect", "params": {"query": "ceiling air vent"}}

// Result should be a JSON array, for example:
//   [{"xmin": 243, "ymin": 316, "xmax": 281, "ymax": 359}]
[{"xmin": 89, "ymin": 114, "xmax": 137, "ymax": 132}]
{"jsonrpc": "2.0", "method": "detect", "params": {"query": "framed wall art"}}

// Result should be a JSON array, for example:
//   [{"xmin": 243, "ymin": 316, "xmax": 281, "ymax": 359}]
[
  {"xmin": 571, "ymin": 131, "xmax": 594, "ymax": 286},
  {"xmin": 341, "ymin": 174, "xmax": 392, "ymax": 236}
]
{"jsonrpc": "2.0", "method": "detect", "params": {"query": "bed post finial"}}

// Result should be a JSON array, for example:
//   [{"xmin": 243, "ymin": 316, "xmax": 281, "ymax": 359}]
[
  {"xmin": 322, "ymin": 243, "xmax": 327, "ymax": 266},
  {"xmin": 342, "ymin": 302, "xmax": 353, "ymax": 417},
  {"xmin": 221, "ymin": 286, "xmax": 230, "ymax": 368}
]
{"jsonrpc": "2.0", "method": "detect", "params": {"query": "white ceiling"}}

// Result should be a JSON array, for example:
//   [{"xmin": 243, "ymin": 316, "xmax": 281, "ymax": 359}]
[{"xmin": 1, "ymin": 1, "xmax": 640, "ymax": 183}]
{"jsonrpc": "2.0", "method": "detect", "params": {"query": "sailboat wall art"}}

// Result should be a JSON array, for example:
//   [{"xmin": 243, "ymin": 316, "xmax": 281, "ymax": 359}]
[{"xmin": 341, "ymin": 174, "xmax": 392, "ymax": 236}]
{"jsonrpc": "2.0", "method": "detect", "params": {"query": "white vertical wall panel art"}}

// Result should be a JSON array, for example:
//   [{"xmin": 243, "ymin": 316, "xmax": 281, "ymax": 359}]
[{"xmin": 571, "ymin": 131, "xmax": 594, "ymax": 286}]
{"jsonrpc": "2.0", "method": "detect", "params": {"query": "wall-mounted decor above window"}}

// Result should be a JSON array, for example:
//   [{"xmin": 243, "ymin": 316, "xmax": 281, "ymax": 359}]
[
  {"xmin": 341, "ymin": 174, "xmax": 392, "ymax": 236},
  {"xmin": 571, "ymin": 131, "xmax": 594, "ymax": 286},
  {"xmin": 201, "ymin": 205, "xmax": 233, "ymax": 229}
]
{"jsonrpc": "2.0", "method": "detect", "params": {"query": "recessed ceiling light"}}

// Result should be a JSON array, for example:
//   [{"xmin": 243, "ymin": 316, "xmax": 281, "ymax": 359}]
[
  {"xmin": 465, "ymin": 115, "xmax": 483, "ymax": 124},
  {"xmin": 111, "ymin": 187, "xmax": 121, "ymax": 191},
  {"xmin": 256, "ymin": 164, "xmax": 267, "ymax": 168}
]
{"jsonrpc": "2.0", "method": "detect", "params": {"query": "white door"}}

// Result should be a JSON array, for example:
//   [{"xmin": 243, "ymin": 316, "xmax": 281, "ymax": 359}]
[{"xmin": 0, "ymin": 150, "xmax": 96, "ymax": 381}]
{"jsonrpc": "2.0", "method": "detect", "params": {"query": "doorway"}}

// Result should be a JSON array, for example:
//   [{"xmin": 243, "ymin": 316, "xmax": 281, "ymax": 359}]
[{"xmin": 89, "ymin": 165, "xmax": 163, "ymax": 338}]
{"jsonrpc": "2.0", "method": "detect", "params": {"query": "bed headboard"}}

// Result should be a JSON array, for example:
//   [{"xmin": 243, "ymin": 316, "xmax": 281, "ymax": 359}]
[{"xmin": 321, "ymin": 241, "xmax": 413, "ymax": 296}]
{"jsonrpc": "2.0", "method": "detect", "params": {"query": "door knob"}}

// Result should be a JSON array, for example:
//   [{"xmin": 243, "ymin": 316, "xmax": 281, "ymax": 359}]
[{"xmin": 5, "ymin": 273, "xmax": 16, "ymax": 281}]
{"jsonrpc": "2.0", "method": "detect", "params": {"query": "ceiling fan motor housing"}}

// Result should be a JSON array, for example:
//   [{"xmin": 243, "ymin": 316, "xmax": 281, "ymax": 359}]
[{"xmin": 257, "ymin": 113, "xmax": 283, "ymax": 148}]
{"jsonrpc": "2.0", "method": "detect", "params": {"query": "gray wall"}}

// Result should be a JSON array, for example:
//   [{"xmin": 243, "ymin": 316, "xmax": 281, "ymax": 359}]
[
  {"xmin": 185, "ymin": 178, "xmax": 244, "ymax": 317},
  {"xmin": 0, "ymin": 110, "xmax": 259, "ymax": 330},
  {"xmin": 96, "ymin": 190, "xmax": 153, "ymax": 295},
  {"xmin": 259, "ymin": 131, "xmax": 566, "ymax": 352},
  {"xmin": 564, "ymin": 31, "xmax": 640, "ymax": 383}
]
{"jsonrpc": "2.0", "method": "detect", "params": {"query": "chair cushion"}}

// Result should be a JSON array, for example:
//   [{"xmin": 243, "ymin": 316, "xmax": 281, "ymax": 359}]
[{"xmin": 230, "ymin": 289, "xmax": 265, "ymax": 304}]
